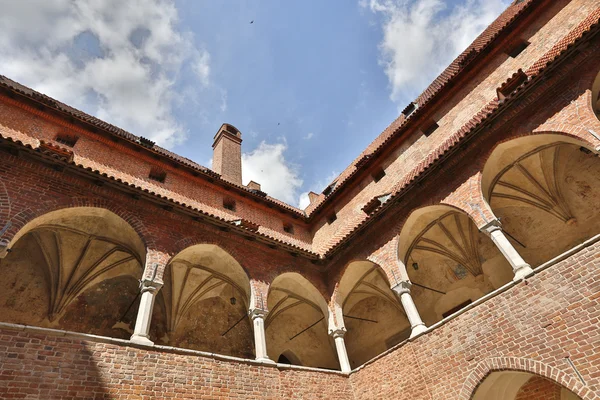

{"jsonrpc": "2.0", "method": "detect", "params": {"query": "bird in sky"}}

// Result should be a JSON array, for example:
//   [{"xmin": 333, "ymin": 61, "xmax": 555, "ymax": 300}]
[{"xmin": 250, "ymin": 20, "xmax": 254, "ymax": 24}]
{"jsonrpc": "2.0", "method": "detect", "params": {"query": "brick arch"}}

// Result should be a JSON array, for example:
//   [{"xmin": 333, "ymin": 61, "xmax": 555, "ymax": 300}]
[
  {"xmin": 329, "ymin": 258, "xmax": 392, "ymax": 328},
  {"xmin": 170, "ymin": 236, "xmax": 251, "ymax": 276},
  {"xmin": 475, "ymin": 130, "xmax": 598, "ymax": 221},
  {"xmin": 396, "ymin": 203, "xmax": 482, "ymax": 266},
  {"xmin": 0, "ymin": 178, "xmax": 10, "ymax": 238},
  {"xmin": 3, "ymin": 197, "xmax": 155, "ymax": 251},
  {"xmin": 458, "ymin": 357, "xmax": 595, "ymax": 400},
  {"xmin": 164, "ymin": 239, "xmax": 253, "ymax": 304}
]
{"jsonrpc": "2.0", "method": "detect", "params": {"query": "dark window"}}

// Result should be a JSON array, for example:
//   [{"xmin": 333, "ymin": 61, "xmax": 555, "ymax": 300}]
[
  {"xmin": 372, "ymin": 167, "xmax": 386, "ymax": 183},
  {"xmin": 55, "ymin": 133, "xmax": 79, "ymax": 147},
  {"xmin": 422, "ymin": 120, "xmax": 439, "ymax": 137},
  {"xmin": 402, "ymin": 102, "xmax": 417, "ymax": 117},
  {"xmin": 326, "ymin": 212, "xmax": 337, "ymax": 224},
  {"xmin": 148, "ymin": 166, "xmax": 166, "ymax": 183},
  {"xmin": 323, "ymin": 181, "xmax": 337, "ymax": 196},
  {"xmin": 223, "ymin": 198, "xmax": 236, "ymax": 211},
  {"xmin": 506, "ymin": 40, "xmax": 530, "ymax": 58},
  {"xmin": 442, "ymin": 299, "xmax": 472, "ymax": 318},
  {"xmin": 283, "ymin": 222, "xmax": 294, "ymax": 234},
  {"xmin": 277, "ymin": 354, "xmax": 291, "ymax": 364}
]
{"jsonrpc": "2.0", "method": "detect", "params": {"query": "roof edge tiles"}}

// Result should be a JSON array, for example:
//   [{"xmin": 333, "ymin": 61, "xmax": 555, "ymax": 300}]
[
  {"xmin": 303, "ymin": 0, "xmax": 541, "ymax": 218},
  {"xmin": 0, "ymin": 75, "xmax": 305, "ymax": 218}
]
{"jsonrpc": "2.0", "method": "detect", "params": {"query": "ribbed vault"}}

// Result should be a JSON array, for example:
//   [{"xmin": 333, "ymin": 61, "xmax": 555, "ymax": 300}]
[
  {"xmin": 337, "ymin": 261, "xmax": 409, "ymax": 369},
  {"xmin": 266, "ymin": 273, "xmax": 338, "ymax": 369},
  {"xmin": 0, "ymin": 208, "xmax": 145, "ymax": 338},
  {"xmin": 482, "ymin": 137, "xmax": 600, "ymax": 268},
  {"xmin": 155, "ymin": 244, "xmax": 253, "ymax": 358},
  {"xmin": 399, "ymin": 206, "xmax": 512, "ymax": 326}
]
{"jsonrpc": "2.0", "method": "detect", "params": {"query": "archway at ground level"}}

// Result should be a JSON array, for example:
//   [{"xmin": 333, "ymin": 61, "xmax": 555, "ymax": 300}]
[
  {"xmin": 0, "ymin": 207, "xmax": 145, "ymax": 339},
  {"xmin": 482, "ymin": 135, "xmax": 600, "ymax": 268},
  {"xmin": 472, "ymin": 371, "xmax": 581, "ymax": 400},
  {"xmin": 266, "ymin": 272, "xmax": 338, "ymax": 369},
  {"xmin": 153, "ymin": 244, "xmax": 254, "ymax": 358},
  {"xmin": 336, "ymin": 260, "xmax": 409, "ymax": 369},
  {"xmin": 398, "ymin": 205, "xmax": 513, "ymax": 327}
]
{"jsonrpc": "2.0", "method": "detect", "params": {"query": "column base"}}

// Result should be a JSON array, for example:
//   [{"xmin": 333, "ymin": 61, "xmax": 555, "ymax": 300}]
[
  {"xmin": 130, "ymin": 334, "xmax": 154, "ymax": 346},
  {"xmin": 410, "ymin": 323, "xmax": 428, "ymax": 338},
  {"xmin": 513, "ymin": 264, "xmax": 534, "ymax": 281},
  {"xmin": 256, "ymin": 357, "xmax": 276, "ymax": 364}
]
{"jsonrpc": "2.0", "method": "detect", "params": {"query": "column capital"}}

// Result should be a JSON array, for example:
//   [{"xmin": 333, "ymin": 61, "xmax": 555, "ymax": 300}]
[
  {"xmin": 248, "ymin": 308, "xmax": 268, "ymax": 320},
  {"xmin": 140, "ymin": 279, "xmax": 163, "ymax": 294},
  {"xmin": 329, "ymin": 328, "xmax": 347, "ymax": 339},
  {"xmin": 480, "ymin": 218, "xmax": 502, "ymax": 236},
  {"xmin": 391, "ymin": 280, "xmax": 412, "ymax": 296}
]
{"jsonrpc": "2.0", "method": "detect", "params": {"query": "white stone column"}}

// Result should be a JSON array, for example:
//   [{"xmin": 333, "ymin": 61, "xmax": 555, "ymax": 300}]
[
  {"xmin": 392, "ymin": 281, "xmax": 428, "ymax": 338},
  {"xmin": 330, "ymin": 328, "xmax": 351, "ymax": 373},
  {"xmin": 130, "ymin": 279, "xmax": 162, "ymax": 346},
  {"xmin": 249, "ymin": 308, "xmax": 274, "ymax": 363},
  {"xmin": 481, "ymin": 219, "xmax": 533, "ymax": 281}
]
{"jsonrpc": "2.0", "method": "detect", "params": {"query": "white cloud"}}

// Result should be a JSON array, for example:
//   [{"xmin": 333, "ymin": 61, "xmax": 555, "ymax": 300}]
[
  {"xmin": 0, "ymin": 0, "xmax": 211, "ymax": 148},
  {"xmin": 219, "ymin": 89, "xmax": 228, "ymax": 113},
  {"xmin": 363, "ymin": 0, "xmax": 509, "ymax": 101},
  {"xmin": 303, "ymin": 132, "xmax": 314, "ymax": 140},
  {"xmin": 242, "ymin": 141, "xmax": 303, "ymax": 205}
]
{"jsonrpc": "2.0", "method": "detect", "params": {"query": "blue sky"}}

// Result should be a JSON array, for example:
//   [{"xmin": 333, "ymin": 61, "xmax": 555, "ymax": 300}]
[{"xmin": 0, "ymin": 0, "xmax": 510, "ymax": 207}]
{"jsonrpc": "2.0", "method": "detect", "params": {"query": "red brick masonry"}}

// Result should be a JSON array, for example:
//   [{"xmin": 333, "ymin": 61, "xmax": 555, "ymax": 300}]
[{"xmin": 1, "ymin": 237, "xmax": 598, "ymax": 400}]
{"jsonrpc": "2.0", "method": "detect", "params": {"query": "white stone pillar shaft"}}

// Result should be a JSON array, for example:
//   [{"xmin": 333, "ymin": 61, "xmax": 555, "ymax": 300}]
[
  {"xmin": 482, "ymin": 220, "xmax": 533, "ymax": 281},
  {"xmin": 250, "ymin": 309, "xmax": 272, "ymax": 363},
  {"xmin": 331, "ymin": 329, "xmax": 351, "ymax": 373},
  {"xmin": 130, "ymin": 280, "xmax": 162, "ymax": 345},
  {"xmin": 392, "ymin": 281, "xmax": 427, "ymax": 338}
]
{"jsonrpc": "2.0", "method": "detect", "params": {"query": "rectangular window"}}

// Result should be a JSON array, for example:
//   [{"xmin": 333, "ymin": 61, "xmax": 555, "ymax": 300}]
[
  {"xmin": 148, "ymin": 166, "xmax": 166, "ymax": 183},
  {"xmin": 506, "ymin": 40, "xmax": 530, "ymax": 58},
  {"xmin": 326, "ymin": 212, "xmax": 337, "ymax": 224},
  {"xmin": 55, "ymin": 133, "xmax": 79, "ymax": 147},
  {"xmin": 422, "ymin": 120, "xmax": 439, "ymax": 137},
  {"xmin": 223, "ymin": 198, "xmax": 236, "ymax": 211},
  {"xmin": 371, "ymin": 167, "xmax": 386, "ymax": 183},
  {"xmin": 283, "ymin": 222, "xmax": 294, "ymax": 234}
]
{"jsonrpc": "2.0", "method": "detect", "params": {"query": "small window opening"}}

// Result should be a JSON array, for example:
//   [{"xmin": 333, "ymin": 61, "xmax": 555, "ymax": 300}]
[
  {"xmin": 371, "ymin": 167, "xmax": 386, "ymax": 183},
  {"xmin": 402, "ymin": 102, "xmax": 418, "ymax": 117},
  {"xmin": 442, "ymin": 299, "xmax": 472, "ymax": 318},
  {"xmin": 148, "ymin": 166, "xmax": 166, "ymax": 183},
  {"xmin": 506, "ymin": 40, "xmax": 530, "ymax": 58},
  {"xmin": 55, "ymin": 133, "xmax": 79, "ymax": 147},
  {"xmin": 496, "ymin": 69, "xmax": 527, "ymax": 100},
  {"xmin": 277, "ymin": 354, "xmax": 291, "ymax": 364},
  {"xmin": 322, "ymin": 181, "xmax": 337, "ymax": 197},
  {"xmin": 223, "ymin": 198, "xmax": 236, "ymax": 211},
  {"xmin": 422, "ymin": 120, "xmax": 439, "ymax": 137},
  {"xmin": 283, "ymin": 222, "xmax": 294, "ymax": 234},
  {"xmin": 326, "ymin": 212, "xmax": 337, "ymax": 224}
]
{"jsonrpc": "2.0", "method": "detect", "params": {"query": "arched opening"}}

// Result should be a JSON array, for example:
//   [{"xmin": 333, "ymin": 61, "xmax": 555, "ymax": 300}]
[
  {"xmin": 266, "ymin": 273, "xmax": 338, "ymax": 369},
  {"xmin": 336, "ymin": 261, "xmax": 409, "ymax": 369},
  {"xmin": 482, "ymin": 135, "xmax": 600, "ymax": 267},
  {"xmin": 592, "ymin": 69, "xmax": 600, "ymax": 118},
  {"xmin": 399, "ymin": 205, "xmax": 513, "ymax": 326},
  {"xmin": 0, "ymin": 207, "xmax": 145, "ymax": 338},
  {"xmin": 155, "ymin": 244, "xmax": 253, "ymax": 358},
  {"xmin": 277, "ymin": 350, "xmax": 301, "ymax": 366},
  {"xmin": 472, "ymin": 371, "xmax": 581, "ymax": 400}
]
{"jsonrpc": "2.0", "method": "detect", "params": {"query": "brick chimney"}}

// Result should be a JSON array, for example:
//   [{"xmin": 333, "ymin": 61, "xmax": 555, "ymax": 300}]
[{"xmin": 212, "ymin": 123, "xmax": 242, "ymax": 185}]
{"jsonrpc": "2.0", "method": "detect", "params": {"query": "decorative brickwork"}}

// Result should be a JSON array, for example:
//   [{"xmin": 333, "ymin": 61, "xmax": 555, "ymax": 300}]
[{"xmin": 0, "ymin": 0, "xmax": 599, "ymax": 399}]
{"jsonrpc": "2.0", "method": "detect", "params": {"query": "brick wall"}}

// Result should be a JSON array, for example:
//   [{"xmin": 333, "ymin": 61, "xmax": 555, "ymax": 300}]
[
  {"xmin": 0, "ymin": 328, "xmax": 351, "ymax": 400},
  {"xmin": 348, "ymin": 239, "xmax": 600, "ymax": 400},
  {"xmin": 515, "ymin": 376, "xmax": 562, "ymax": 400},
  {"xmin": 1, "ymin": 237, "xmax": 598, "ymax": 399}
]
